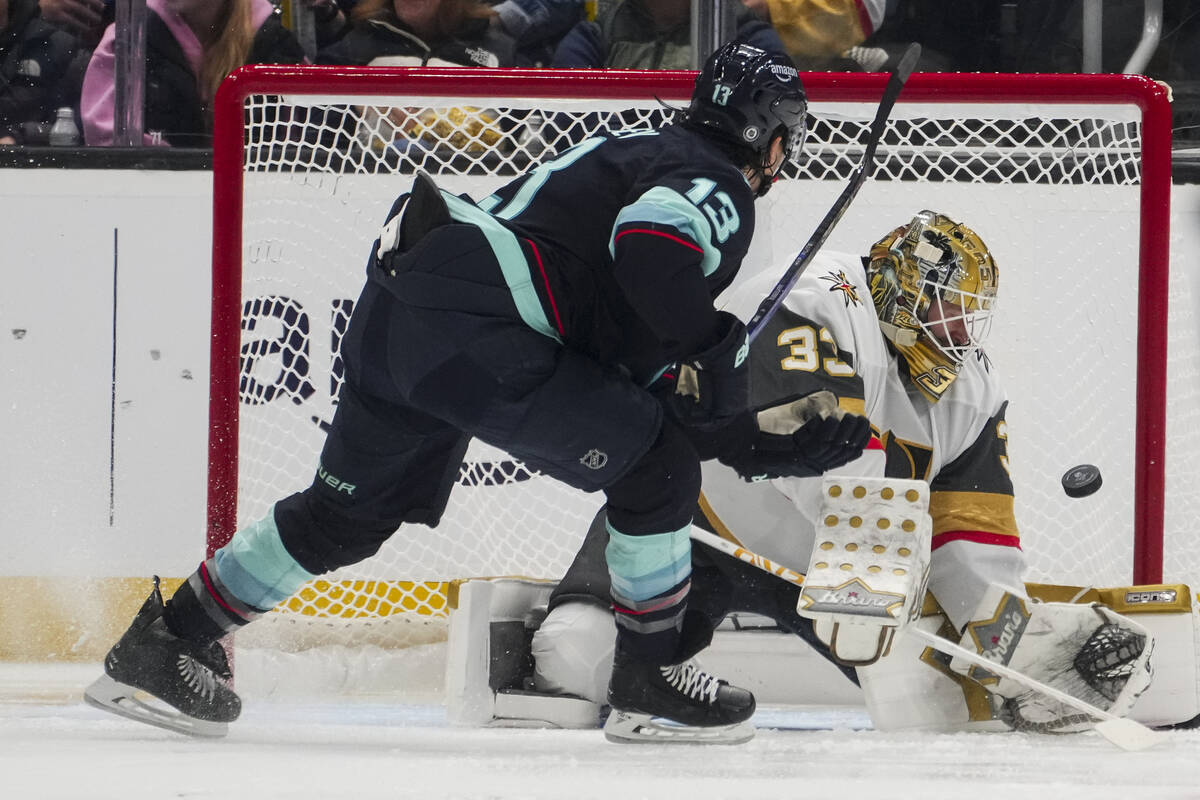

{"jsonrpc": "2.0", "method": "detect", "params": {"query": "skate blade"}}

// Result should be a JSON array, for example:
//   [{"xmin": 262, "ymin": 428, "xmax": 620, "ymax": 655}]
[
  {"xmin": 83, "ymin": 673, "xmax": 229, "ymax": 738},
  {"xmin": 603, "ymin": 709, "xmax": 755, "ymax": 745}
]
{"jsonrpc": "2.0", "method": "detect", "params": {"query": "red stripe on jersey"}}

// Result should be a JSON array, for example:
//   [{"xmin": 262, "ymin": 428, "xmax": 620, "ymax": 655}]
[
  {"xmin": 524, "ymin": 237, "xmax": 565, "ymax": 336},
  {"xmin": 199, "ymin": 560, "xmax": 250, "ymax": 620},
  {"xmin": 866, "ymin": 435, "xmax": 884, "ymax": 450},
  {"xmin": 614, "ymin": 227, "xmax": 705, "ymax": 253},
  {"xmin": 932, "ymin": 530, "xmax": 1023, "ymax": 551}
]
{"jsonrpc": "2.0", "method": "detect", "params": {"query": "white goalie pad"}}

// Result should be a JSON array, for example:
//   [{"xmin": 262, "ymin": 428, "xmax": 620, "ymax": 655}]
[
  {"xmin": 797, "ymin": 476, "xmax": 932, "ymax": 665},
  {"xmin": 950, "ymin": 585, "xmax": 1155, "ymax": 732},
  {"xmin": 859, "ymin": 582, "xmax": 1200, "ymax": 732},
  {"xmin": 444, "ymin": 578, "xmax": 602, "ymax": 729}
]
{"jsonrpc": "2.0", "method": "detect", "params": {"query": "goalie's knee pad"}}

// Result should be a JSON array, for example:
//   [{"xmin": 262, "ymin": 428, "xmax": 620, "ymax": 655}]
[
  {"xmin": 604, "ymin": 419, "xmax": 700, "ymax": 535},
  {"xmin": 531, "ymin": 600, "xmax": 616, "ymax": 705},
  {"xmin": 952, "ymin": 586, "xmax": 1154, "ymax": 733}
]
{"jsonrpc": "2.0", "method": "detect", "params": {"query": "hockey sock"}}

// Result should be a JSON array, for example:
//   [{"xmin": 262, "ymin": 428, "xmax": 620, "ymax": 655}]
[
  {"xmin": 164, "ymin": 558, "xmax": 264, "ymax": 644},
  {"xmin": 164, "ymin": 506, "xmax": 317, "ymax": 643},
  {"xmin": 603, "ymin": 421, "xmax": 700, "ymax": 663},
  {"xmin": 605, "ymin": 522, "xmax": 691, "ymax": 663}
]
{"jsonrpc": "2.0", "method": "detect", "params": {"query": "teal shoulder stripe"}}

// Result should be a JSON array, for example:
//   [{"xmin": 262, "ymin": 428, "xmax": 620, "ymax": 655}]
[
  {"xmin": 441, "ymin": 192, "xmax": 561, "ymax": 343},
  {"xmin": 495, "ymin": 137, "xmax": 606, "ymax": 221},
  {"xmin": 610, "ymin": 186, "xmax": 720, "ymax": 276}
]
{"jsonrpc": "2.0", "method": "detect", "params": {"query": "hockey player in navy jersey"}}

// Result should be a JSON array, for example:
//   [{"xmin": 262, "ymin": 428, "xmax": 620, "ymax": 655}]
[
  {"xmin": 85, "ymin": 42, "xmax": 873, "ymax": 739},
  {"xmin": 524, "ymin": 211, "xmax": 1157, "ymax": 738}
]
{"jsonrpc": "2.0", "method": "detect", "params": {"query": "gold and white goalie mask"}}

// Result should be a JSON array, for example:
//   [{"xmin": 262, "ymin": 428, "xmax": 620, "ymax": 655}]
[{"xmin": 867, "ymin": 210, "xmax": 998, "ymax": 402}]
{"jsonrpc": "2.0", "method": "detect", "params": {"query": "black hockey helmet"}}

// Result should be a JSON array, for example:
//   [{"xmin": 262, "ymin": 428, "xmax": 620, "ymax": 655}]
[{"xmin": 685, "ymin": 43, "xmax": 808, "ymax": 165}]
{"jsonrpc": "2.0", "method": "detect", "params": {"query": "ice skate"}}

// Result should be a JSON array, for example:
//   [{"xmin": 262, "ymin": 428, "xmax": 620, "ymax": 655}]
[
  {"xmin": 604, "ymin": 649, "xmax": 756, "ymax": 744},
  {"xmin": 84, "ymin": 578, "xmax": 241, "ymax": 737}
]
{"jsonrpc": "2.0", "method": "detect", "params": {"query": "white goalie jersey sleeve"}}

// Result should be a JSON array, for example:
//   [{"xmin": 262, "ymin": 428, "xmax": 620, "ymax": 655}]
[{"xmin": 703, "ymin": 253, "xmax": 1027, "ymax": 630}]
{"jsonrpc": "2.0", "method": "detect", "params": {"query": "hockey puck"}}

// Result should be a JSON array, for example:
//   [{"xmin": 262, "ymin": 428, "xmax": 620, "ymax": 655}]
[{"xmin": 1062, "ymin": 464, "xmax": 1103, "ymax": 498}]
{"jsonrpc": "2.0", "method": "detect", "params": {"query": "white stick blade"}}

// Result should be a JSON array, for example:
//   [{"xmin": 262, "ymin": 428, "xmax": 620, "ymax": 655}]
[{"xmin": 1094, "ymin": 717, "xmax": 1162, "ymax": 752}]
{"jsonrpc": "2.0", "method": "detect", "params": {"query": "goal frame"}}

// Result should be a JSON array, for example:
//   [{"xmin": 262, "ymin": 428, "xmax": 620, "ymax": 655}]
[{"xmin": 208, "ymin": 65, "xmax": 1173, "ymax": 584}]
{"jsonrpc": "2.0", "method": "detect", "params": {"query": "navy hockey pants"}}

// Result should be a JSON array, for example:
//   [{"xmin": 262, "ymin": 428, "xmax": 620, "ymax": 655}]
[
  {"xmin": 182, "ymin": 215, "xmax": 701, "ymax": 662},
  {"xmin": 275, "ymin": 222, "xmax": 680, "ymax": 577}
]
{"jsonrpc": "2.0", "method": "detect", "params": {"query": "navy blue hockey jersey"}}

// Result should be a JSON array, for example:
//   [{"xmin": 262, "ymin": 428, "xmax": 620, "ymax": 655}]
[{"xmin": 441, "ymin": 123, "xmax": 758, "ymax": 382}]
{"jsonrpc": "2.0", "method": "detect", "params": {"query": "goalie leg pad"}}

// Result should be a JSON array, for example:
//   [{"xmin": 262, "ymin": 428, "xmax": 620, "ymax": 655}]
[
  {"xmin": 952, "ymin": 585, "xmax": 1154, "ymax": 733},
  {"xmin": 446, "ymin": 578, "xmax": 602, "ymax": 728},
  {"xmin": 797, "ymin": 476, "xmax": 932, "ymax": 665},
  {"xmin": 531, "ymin": 600, "xmax": 616, "ymax": 705}
]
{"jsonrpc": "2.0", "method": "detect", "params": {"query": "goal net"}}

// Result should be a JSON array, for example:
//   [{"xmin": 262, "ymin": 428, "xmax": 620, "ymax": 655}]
[{"xmin": 211, "ymin": 66, "xmax": 1195, "ymax": 667}]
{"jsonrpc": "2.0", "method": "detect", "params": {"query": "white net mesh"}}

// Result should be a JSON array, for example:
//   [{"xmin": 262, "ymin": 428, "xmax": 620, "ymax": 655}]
[{"xmin": 220, "ymin": 71, "xmax": 1197, "ymax": 652}]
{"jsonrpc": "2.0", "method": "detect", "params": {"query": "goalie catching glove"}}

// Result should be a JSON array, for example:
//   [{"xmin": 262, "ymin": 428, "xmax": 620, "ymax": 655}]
[
  {"xmin": 951, "ymin": 586, "xmax": 1154, "ymax": 733},
  {"xmin": 717, "ymin": 390, "xmax": 872, "ymax": 482}
]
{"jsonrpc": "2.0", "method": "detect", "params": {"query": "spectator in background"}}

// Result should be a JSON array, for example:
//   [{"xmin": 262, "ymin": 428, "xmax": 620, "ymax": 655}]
[
  {"xmin": 316, "ymin": 0, "xmax": 520, "ymax": 157},
  {"xmin": 490, "ymin": 0, "xmax": 584, "ymax": 66},
  {"xmin": 317, "ymin": 0, "xmax": 517, "ymax": 67},
  {"xmin": 38, "ymin": 0, "xmax": 104, "ymax": 45},
  {"xmin": 552, "ymin": 0, "xmax": 788, "ymax": 70},
  {"xmin": 1, "ymin": 0, "xmax": 81, "ymax": 144},
  {"xmin": 742, "ymin": 0, "xmax": 894, "ymax": 70},
  {"xmin": 80, "ymin": 0, "xmax": 305, "ymax": 147},
  {"xmin": 297, "ymin": 0, "xmax": 354, "ymax": 49}
]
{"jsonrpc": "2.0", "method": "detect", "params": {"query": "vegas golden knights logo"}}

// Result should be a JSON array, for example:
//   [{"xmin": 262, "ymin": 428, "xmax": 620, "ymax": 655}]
[
  {"xmin": 820, "ymin": 270, "xmax": 862, "ymax": 307},
  {"xmin": 914, "ymin": 364, "xmax": 958, "ymax": 396}
]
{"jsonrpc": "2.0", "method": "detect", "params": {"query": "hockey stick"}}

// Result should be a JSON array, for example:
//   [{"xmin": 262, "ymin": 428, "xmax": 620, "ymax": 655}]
[
  {"xmin": 687, "ymin": 526, "xmax": 1161, "ymax": 751},
  {"xmin": 745, "ymin": 42, "xmax": 922, "ymax": 343},
  {"xmin": 904, "ymin": 627, "xmax": 1159, "ymax": 751}
]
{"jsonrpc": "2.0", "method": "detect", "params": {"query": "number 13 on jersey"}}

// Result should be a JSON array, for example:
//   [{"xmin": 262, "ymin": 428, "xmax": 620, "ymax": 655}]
[{"xmin": 686, "ymin": 178, "xmax": 740, "ymax": 243}]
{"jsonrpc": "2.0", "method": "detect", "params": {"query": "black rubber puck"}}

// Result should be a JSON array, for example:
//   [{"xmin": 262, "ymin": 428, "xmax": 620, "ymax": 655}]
[{"xmin": 1062, "ymin": 464, "xmax": 1103, "ymax": 498}]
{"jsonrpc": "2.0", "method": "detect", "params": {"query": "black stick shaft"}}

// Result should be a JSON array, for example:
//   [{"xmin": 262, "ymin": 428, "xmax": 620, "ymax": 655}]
[{"xmin": 745, "ymin": 43, "xmax": 921, "ymax": 343}]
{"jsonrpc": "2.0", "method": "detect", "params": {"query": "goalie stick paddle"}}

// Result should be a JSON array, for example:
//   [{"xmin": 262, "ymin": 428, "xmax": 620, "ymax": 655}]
[
  {"xmin": 687, "ymin": 527, "xmax": 1161, "ymax": 751},
  {"xmin": 905, "ymin": 627, "xmax": 1160, "ymax": 752},
  {"xmin": 745, "ymin": 42, "xmax": 922, "ymax": 343}
]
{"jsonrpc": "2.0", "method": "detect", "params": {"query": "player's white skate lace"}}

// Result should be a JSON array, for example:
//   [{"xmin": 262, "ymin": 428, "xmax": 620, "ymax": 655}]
[
  {"xmin": 83, "ymin": 578, "xmax": 241, "ymax": 738},
  {"xmin": 660, "ymin": 662, "xmax": 721, "ymax": 705},
  {"xmin": 176, "ymin": 654, "xmax": 221, "ymax": 703},
  {"xmin": 604, "ymin": 656, "xmax": 756, "ymax": 745}
]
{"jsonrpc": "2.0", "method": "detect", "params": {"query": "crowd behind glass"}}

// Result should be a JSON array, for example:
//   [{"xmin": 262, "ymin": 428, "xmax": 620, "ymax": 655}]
[{"xmin": 0, "ymin": 0, "xmax": 1196, "ymax": 149}]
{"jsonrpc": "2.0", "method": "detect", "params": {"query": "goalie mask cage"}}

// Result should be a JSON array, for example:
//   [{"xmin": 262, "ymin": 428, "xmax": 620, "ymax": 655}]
[{"xmin": 210, "ymin": 66, "xmax": 1192, "ymax": 657}]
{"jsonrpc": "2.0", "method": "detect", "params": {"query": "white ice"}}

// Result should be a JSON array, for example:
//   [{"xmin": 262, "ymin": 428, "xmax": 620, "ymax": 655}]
[{"xmin": 3, "ymin": 663, "xmax": 1200, "ymax": 800}]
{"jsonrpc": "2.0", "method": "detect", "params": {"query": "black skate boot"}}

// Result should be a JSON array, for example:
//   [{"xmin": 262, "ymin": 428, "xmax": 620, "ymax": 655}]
[
  {"xmin": 84, "ymin": 577, "xmax": 241, "ymax": 737},
  {"xmin": 604, "ymin": 648, "xmax": 756, "ymax": 744}
]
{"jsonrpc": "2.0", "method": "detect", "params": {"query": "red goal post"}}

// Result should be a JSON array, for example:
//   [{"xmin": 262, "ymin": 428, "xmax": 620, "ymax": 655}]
[{"xmin": 209, "ymin": 66, "xmax": 1181, "ymax": 647}]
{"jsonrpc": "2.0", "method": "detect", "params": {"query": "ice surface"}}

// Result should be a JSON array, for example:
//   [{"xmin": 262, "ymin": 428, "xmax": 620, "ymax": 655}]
[{"xmin": 3, "ymin": 663, "xmax": 1200, "ymax": 800}]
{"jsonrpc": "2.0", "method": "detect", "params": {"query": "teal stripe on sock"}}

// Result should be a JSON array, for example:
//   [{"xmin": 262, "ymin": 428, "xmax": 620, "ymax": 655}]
[
  {"xmin": 212, "ymin": 508, "xmax": 316, "ymax": 610},
  {"xmin": 605, "ymin": 522, "xmax": 691, "ymax": 602}
]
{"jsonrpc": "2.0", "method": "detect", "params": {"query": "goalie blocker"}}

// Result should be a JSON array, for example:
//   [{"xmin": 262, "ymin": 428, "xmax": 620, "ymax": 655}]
[{"xmin": 795, "ymin": 476, "xmax": 932, "ymax": 666}]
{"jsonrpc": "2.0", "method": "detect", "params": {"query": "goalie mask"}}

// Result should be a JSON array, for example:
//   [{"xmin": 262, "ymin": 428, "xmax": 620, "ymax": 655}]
[{"xmin": 867, "ymin": 211, "xmax": 998, "ymax": 401}]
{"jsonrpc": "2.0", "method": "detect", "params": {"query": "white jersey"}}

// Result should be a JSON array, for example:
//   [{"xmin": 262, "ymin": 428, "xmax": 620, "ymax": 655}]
[{"xmin": 700, "ymin": 252, "xmax": 1026, "ymax": 629}]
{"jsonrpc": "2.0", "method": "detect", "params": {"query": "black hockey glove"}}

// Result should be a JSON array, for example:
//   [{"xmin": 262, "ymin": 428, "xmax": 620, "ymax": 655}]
[
  {"xmin": 661, "ymin": 312, "xmax": 750, "ymax": 432},
  {"xmin": 717, "ymin": 392, "xmax": 873, "ymax": 482}
]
